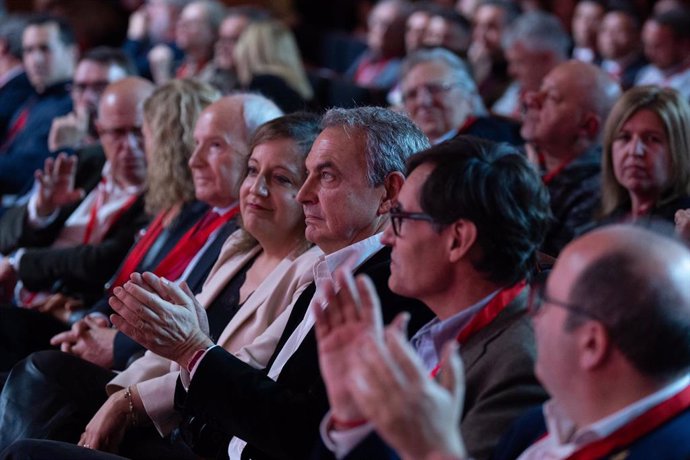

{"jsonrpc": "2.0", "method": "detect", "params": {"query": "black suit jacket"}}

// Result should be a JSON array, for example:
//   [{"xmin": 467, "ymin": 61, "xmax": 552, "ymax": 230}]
[
  {"xmin": 177, "ymin": 246, "xmax": 434, "ymax": 460},
  {"xmin": 0, "ymin": 71, "xmax": 35, "ymax": 141}
]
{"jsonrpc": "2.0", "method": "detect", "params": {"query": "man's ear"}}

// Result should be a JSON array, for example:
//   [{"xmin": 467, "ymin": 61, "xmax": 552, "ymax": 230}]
[
  {"xmin": 377, "ymin": 171, "xmax": 405, "ymax": 215},
  {"xmin": 580, "ymin": 112, "xmax": 601, "ymax": 141},
  {"xmin": 578, "ymin": 321, "xmax": 611, "ymax": 371},
  {"xmin": 448, "ymin": 219, "xmax": 477, "ymax": 263}
]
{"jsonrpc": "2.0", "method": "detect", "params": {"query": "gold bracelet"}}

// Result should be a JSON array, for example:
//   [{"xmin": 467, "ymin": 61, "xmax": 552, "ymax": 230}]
[{"xmin": 124, "ymin": 386, "xmax": 138, "ymax": 427}]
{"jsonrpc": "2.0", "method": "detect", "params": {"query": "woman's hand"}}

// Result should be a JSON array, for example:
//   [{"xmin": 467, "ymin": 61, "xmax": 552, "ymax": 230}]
[{"xmin": 78, "ymin": 390, "xmax": 130, "ymax": 452}]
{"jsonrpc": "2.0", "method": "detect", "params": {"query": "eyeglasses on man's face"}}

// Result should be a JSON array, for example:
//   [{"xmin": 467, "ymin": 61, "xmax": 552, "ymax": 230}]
[
  {"xmin": 401, "ymin": 81, "xmax": 458, "ymax": 103},
  {"xmin": 528, "ymin": 273, "xmax": 599, "ymax": 322},
  {"xmin": 389, "ymin": 203, "xmax": 436, "ymax": 237}
]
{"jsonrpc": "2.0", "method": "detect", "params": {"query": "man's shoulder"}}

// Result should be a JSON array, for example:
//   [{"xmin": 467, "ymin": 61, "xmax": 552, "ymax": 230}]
[{"xmin": 624, "ymin": 407, "xmax": 690, "ymax": 459}]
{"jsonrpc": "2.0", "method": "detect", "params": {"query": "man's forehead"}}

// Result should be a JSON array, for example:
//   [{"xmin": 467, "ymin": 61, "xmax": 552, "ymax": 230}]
[{"xmin": 306, "ymin": 127, "xmax": 365, "ymax": 168}]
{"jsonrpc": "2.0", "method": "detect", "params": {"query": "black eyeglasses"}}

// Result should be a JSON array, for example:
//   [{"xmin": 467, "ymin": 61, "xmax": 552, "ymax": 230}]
[
  {"xmin": 389, "ymin": 204, "xmax": 436, "ymax": 237},
  {"xmin": 528, "ymin": 274, "xmax": 599, "ymax": 321}
]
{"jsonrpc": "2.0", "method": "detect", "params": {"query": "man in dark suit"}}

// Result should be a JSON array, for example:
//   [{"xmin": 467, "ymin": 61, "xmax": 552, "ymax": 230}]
[
  {"xmin": 314, "ymin": 136, "xmax": 550, "ymax": 460},
  {"xmin": 345, "ymin": 224, "xmax": 690, "ymax": 460},
  {"xmin": 0, "ymin": 15, "xmax": 76, "ymax": 205},
  {"xmin": 0, "ymin": 16, "xmax": 34, "ymax": 141}
]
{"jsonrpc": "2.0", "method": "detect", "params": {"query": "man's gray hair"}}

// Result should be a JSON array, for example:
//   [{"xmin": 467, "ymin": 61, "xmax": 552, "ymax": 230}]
[
  {"xmin": 502, "ymin": 11, "xmax": 571, "ymax": 59},
  {"xmin": 0, "ymin": 15, "xmax": 27, "ymax": 59},
  {"xmin": 321, "ymin": 107, "xmax": 430, "ymax": 186},
  {"xmin": 402, "ymin": 47, "xmax": 487, "ymax": 116},
  {"xmin": 242, "ymin": 93, "xmax": 284, "ymax": 140}
]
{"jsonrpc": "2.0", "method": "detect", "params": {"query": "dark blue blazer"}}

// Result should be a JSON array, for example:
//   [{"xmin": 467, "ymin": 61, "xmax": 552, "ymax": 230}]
[
  {"xmin": 492, "ymin": 404, "xmax": 690, "ymax": 460},
  {"xmin": 0, "ymin": 71, "xmax": 35, "ymax": 141}
]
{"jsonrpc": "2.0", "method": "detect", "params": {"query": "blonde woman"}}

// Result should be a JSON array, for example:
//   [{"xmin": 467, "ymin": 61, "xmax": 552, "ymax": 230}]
[{"xmin": 234, "ymin": 19, "xmax": 313, "ymax": 112}]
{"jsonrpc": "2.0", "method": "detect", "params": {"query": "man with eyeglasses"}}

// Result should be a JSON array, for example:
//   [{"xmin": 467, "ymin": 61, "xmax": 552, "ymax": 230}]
[
  {"xmin": 314, "ymin": 135, "xmax": 550, "ymax": 460},
  {"xmin": 338, "ymin": 224, "xmax": 690, "ymax": 460},
  {"xmin": 400, "ymin": 47, "xmax": 521, "ymax": 146},
  {"xmin": 48, "ymin": 47, "xmax": 134, "ymax": 153},
  {"xmin": 0, "ymin": 77, "xmax": 153, "ymax": 310}
]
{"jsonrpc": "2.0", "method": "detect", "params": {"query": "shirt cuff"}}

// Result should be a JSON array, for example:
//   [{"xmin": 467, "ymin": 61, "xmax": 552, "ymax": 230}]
[
  {"xmin": 319, "ymin": 410, "xmax": 374, "ymax": 459},
  {"xmin": 8, "ymin": 249, "xmax": 24, "ymax": 272},
  {"xmin": 27, "ymin": 192, "xmax": 59, "ymax": 228},
  {"xmin": 181, "ymin": 344, "xmax": 218, "ymax": 390}
]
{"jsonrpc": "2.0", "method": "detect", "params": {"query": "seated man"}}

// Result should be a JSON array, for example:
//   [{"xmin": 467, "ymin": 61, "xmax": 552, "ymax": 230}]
[
  {"xmin": 0, "ymin": 77, "xmax": 154, "ymax": 306},
  {"xmin": 521, "ymin": 60, "xmax": 620, "ymax": 256},
  {"xmin": 400, "ymin": 48, "xmax": 521, "ymax": 145},
  {"xmin": 315, "ymin": 136, "xmax": 551, "ymax": 460},
  {"xmin": 342, "ymin": 224, "xmax": 690, "ymax": 460},
  {"xmin": 0, "ymin": 15, "xmax": 76, "ymax": 206}
]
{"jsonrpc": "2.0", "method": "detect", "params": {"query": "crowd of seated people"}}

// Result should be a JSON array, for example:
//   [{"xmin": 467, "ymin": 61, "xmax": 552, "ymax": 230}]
[{"xmin": 0, "ymin": 1, "xmax": 690, "ymax": 459}]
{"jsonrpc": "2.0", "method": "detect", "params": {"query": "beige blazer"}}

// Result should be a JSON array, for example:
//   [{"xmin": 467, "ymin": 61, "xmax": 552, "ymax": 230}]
[{"xmin": 107, "ymin": 230, "xmax": 322, "ymax": 435}]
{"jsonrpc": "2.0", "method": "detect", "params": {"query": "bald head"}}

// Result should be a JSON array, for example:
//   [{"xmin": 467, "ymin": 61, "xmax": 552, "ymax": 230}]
[
  {"xmin": 188, "ymin": 93, "xmax": 282, "ymax": 207},
  {"xmin": 97, "ymin": 77, "xmax": 155, "ymax": 122},
  {"xmin": 557, "ymin": 224, "xmax": 690, "ymax": 379},
  {"xmin": 552, "ymin": 61, "xmax": 621, "ymax": 124},
  {"xmin": 95, "ymin": 77, "xmax": 155, "ymax": 187}
]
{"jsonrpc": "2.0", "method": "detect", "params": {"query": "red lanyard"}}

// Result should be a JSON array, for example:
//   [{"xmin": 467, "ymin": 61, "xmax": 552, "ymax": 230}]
[
  {"xmin": 458, "ymin": 116, "xmax": 478, "ymax": 135},
  {"xmin": 430, "ymin": 281, "xmax": 527, "ymax": 378},
  {"xmin": 565, "ymin": 384, "xmax": 690, "ymax": 460},
  {"xmin": 82, "ymin": 180, "xmax": 139, "ymax": 244},
  {"xmin": 108, "ymin": 208, "xmax": 170, "ymax": 292},
  {"xmin": 540, "ymin": 153, "xmax": 578, "ymax": 185},
  {"xmin": 152, "ymin": 206, "xmax": 239, "ymax": 280},
  {"xmin": 354, "ymin": 57, "xmax": 392, "ymax": 85}
]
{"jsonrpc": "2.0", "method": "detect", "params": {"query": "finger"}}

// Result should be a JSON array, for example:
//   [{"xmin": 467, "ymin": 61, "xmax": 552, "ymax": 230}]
[
  {"xmin": 389, "ymin": 311, "xmax": 409, "ymax": 337},
  {"xmin": 50, "ymin": 330, "xmax": 77, "ymax": 346},
  {"xmin": 110, "ymin": 313, "xmax": 140, "ymax": 343},
  {"xmin": 108, "ymin": 287, "xmax": 151, "ymax": 328},
  {"xmin": 43, "ymin": 156, "xmax": 55, "ymax": 177},
  {"xmin": 439, "ymin": 340, "xmax": 465, "ymax": 408},
  {"xmin": 123, "ymin": 281, "xmax": 170, "ymax": 320},
  {"xmin": 355, "ymin": 334, "xmax": 402, "ymax": 390},
  {"xmin": 356, "ymin": 275, "xmax": 384, "ymax": 336},
  {"xmin": 384, "ymin": 324, "xmax": 427, "ymax": 384},
  {"xmin": 83, "ymin": 315, "xmax": 106, "ymax": 329}
]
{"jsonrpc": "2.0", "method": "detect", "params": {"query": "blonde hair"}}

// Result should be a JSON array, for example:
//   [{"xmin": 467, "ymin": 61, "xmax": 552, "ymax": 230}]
[
  {"xmin": 143, "ymin": 79, "xmax": 221, "ymax": 214},
  {"xmin": 233, "ymin": 20, "xmax": 313, "ymax": 100},
  {"xmin": 600, "ymin": 85, "xmax": 690, "ymax": 216}
]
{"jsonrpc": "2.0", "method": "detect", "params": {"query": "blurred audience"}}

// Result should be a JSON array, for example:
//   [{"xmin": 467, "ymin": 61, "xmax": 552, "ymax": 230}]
[
  {"xmin": 148, "ymin": 0, "xmax": 225, "ymax": 85},
  {"xmin": 570, "ymin": 0, "xmax": 604, "ymax": 63},
  {"xmin": 48, "ymin": 47, "xmax": 135, "ymax": 153},
  {"xmin": 468, "ymin": 0, "xmax": 520, "ymax": 107},
  {"xmin": 598, "ymin": 5, "xmax": 648, "ymax": 91},
  {"xmin": 494, "ymin": 11, "xmax": 569, "ymax": 119},
  {"xmin": 233, "ymin": 19, "xmax": 313, "ymax": 113},
  {"xmin": 0, "ymin": 15, "xmax": 76, "ymax": 208},
  {"xmin": 345, "ymin": 0, "xmax": 410, "ymax": 89},
  {"xmin": 0, "ymin": 15, "xmax": 32, "ymax": 141},
  {"xmin": 400, "ymin": 48, "xmax": 521, "ymax": 145},
  {"xmin": 637, "ymin": 8, "xmax": 690, "ymax": 100}
]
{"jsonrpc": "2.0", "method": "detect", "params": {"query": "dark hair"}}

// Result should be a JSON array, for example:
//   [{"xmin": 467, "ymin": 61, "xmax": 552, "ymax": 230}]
[
  {"xmin": 249, "ymin": 111, "xmax": 322, "ymax": 157},
  {"xmin": 25, "ymin": 14, "xmax": 75, "ymax": 47},
  {"xmin": 477, "ymin": 0, "xmax": 522, "ymax": 25},
  {"xmin": 567, "ymin": 249, "xmax": 690, "ymax": 379},
  {"xmin": 652, "ymin": 8, "xmax": 690, "ymax": 40},
  {"xmin": 606, "ymin": 0, "xmax": 643, "ymax": 27},
  {"xmin": 81, "ymin": 46, "xmax": 137, "ymax": 76},
  {"xmin": 407, "ymin": 136, "xmax": 551, "ymax": 285}
]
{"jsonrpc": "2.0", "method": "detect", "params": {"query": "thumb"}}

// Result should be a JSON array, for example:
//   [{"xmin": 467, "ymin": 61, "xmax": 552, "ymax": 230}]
[
  {"xmin": 389, "ymin": 312, "xmax": 409, "ymax": 338},
  {"xmin": 439, "ymin": 340, "xmax": 465, "ymax": 409}
]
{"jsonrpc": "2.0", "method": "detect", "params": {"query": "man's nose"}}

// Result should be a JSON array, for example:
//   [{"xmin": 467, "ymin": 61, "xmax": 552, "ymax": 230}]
[{"xmin": 296, "ymin": 174, "xmax": 316, "ymax": 204}]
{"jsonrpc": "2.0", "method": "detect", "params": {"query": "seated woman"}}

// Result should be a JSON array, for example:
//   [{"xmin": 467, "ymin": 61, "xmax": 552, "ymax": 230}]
[
  {"xmin": 233, "ymin": 19, "xmax": 313, "ymax": 113},
  {"xmin": 0, "ymin": 79, "xmax": 221, "ymax": 372},
  {"xmin": 0, "ymin": 113, "xmax": 323, "ymax": 459},
  {"xmin": 599, "ymin": 85, "xmax": 690, "ymax": 223}
]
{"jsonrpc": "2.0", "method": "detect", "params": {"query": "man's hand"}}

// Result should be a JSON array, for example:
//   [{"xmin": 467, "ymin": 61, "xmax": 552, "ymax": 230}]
[
  {"xmin": 34, "ymin": 153, "xmax": 84, "ymax": 217},
  {"xmin": 109, "ymin": 272, "xmax": 212, "ymax": 367},
  {"xmin": 48, "ymin": 112, "xmax": 89, "ymax": 151},
  {"xmin": 127, "ymin": 5, "xmax": 148, "ymax": 40},
  {"xmin": 676, "ymin": 209, "xmax": 690, "ymax": 244},
  {"xmin": 148, "ymin": 44, "xmax": 174, "ymax": 84},
  {"xmin": 348, "ymin": 319, "xmax": 468, "ymax": 460},
  {"xmin": 313, "ymin": 269, "xmax": 385, "ymax": 425},
  {"xmin": 51, "ymin": 315, "xmax": 116, "ymax": 368},
  {"xmin": 35, "ymin": 293, "xmax": 84, "ymax": 323}
]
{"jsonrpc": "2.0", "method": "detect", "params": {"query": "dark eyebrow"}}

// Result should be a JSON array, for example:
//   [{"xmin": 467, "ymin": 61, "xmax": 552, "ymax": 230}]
[{"xmin": 311, "ymin": 160, "xmax": 337, "ymax": 173}]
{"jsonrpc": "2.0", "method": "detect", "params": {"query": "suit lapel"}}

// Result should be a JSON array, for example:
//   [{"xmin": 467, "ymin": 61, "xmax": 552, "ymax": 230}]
[
  {"xmin": 184, "ymin": 219, "xmax": 239, "ymax": 293},
  {"xmin": 461, "ymin": 290, "xmax": 529, "ymax": 373}
]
